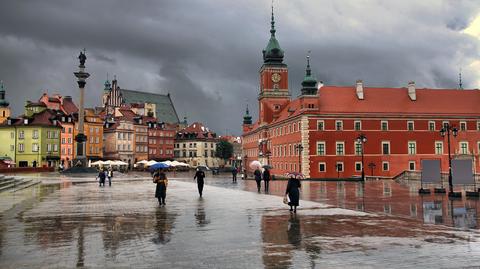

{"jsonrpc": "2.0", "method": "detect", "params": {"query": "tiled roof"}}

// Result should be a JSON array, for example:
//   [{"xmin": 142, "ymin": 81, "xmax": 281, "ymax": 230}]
[
  {"xmin": 61, "ymin": 98, "xmax": 78, "ymax": 114},
  {"xmin": 316, "ymin": 86, "xmax": 480, "ymax": 116},
  {"xmin": 119, "ymin": 89, "xmax": 179, "ymax": 123},
  {"xmin": 178, "ymin": 122, "xmax": 216, "ymax": 139},
  {"xmin": 246, "ymin": 86, "xmax": 480, "ymax": 134}
]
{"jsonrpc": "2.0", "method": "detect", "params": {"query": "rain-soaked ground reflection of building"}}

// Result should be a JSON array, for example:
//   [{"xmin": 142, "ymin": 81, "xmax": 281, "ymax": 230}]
[
  {"xmin": 7, "ymin": 182, "xmax": 178, "ymax": 265},
  {"xmin": 246, "ymin": 179, "xmax": 480, "ymax": 230}
]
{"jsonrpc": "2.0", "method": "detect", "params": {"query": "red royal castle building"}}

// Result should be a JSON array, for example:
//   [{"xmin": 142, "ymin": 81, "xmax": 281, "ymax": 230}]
[{"xmin": 242, "ymin": 10, "xmax": 480, "ymax": 179}]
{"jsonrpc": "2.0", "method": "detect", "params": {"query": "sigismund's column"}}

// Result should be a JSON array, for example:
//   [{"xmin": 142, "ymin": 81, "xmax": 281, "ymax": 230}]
[{"xmin": 73, "ymin": 50, "xmax": 90, "ymax": 167}]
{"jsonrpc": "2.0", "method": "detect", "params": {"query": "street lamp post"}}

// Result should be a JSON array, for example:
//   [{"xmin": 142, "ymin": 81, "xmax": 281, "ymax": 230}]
[
  {"xmin": 440, "ymin": 123, "xmax": 459, "ymax": 197},
  {"xmin": 356, "ymin": 134, "xmax": 367, "ymax": 181},
  {"xmin": 295, "ymin": 144, "xmax": 304, "ymax": 173}
]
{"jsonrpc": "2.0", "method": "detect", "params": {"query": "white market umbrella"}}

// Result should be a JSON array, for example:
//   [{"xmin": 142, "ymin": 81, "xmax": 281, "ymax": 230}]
[
  {"xmin": 146, "ymin": 160, "xmax": 158, "ymax": 167},
  {"xmin": 113, "ymin": 160, "xmax": 128, "ymax": 166},
  {"xmin": 136, "ymin": 160, "xmax": 149, "ymax": 165},
  {"xmin": 91, "ymin": 160, "xmax": 104, "ymax": 166}
]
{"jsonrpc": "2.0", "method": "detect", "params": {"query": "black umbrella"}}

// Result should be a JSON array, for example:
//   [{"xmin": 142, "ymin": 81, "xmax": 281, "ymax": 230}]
[{"xmin": 262, "ymin": 165, "xmax": 273, "ymax": 169}]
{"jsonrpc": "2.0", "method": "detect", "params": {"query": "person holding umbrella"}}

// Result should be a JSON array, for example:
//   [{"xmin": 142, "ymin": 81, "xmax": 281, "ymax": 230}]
[
  {"xmin": 154, "ymin": 170, "xmax": 168, "ymax": 206},
  {"xmin": 194, "ymin": 167, "xmax": 206, "ymax": 197},
  {"xmin": 285, "ymin": 173, "xmax": 302, "ymax": 213},
  {"xmin": 254, "ymin": 168, "xmax": 262, "ymax": 193}
]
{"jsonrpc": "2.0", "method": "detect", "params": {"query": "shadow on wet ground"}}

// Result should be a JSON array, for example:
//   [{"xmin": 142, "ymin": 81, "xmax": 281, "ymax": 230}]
[{"xmin": 0, "ymin": 173, "xmax": 479, "ymax": 268}]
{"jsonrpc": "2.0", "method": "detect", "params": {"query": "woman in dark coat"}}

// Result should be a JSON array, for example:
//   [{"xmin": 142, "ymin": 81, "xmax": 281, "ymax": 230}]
[
  {"xmin": 254, "ymin": 168, "xmax": 262, "ymax": 192},
  {"xmin": 154, "ymin": 171, "xmax": 168, "ymax": 206},
  {"xmin": 285, "ymin": 176, "xmax": 301, "ymax": 213}
]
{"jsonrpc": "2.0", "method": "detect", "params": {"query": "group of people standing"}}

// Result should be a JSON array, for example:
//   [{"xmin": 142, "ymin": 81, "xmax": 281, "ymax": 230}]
[
  {"xmin": 152, "ymin": 167, "xmax": 301, "ymax": 214},
  {"xmin": 97, "ymin": 167, "xmax": 114, "ymax": 187},
  {"xmin": 253, "ymin": 167, "xmax": 271, "ymax": 193},
  {"xmin": 153, "ymin": 167, "xmax": 206, "ymax": 206}
]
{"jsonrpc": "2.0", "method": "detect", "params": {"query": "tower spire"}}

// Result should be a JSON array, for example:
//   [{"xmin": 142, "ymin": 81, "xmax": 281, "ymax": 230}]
[
  {"xmin": 301, "ymin": 51, "xmax": 318, "ymax": 96},
  {"xmin": 459, "ymin": 68, "xmax": 463, "ymax": 90},
  {"xmin": 270, "ymin": 1, "xmax": 276, "ymax": 37},
  {"xmin": 306, "ymin": 51, "xmax": 312, "ymax": 77},
  {"xmin": 243, "ymin": 103, "xmax": 252, "ymax": 125}
]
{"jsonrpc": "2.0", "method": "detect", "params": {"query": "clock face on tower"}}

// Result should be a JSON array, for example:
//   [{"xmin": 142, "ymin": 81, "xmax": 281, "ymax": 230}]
[{"xmin": 271, "ymin": 73, "xmax": 281, "ymax": 83}]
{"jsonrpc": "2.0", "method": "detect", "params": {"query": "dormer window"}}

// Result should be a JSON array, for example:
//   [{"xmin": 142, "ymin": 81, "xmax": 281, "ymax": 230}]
[
  {"xmin": 24, "ymin": 119, "xmax": 28, "ymax": 125},
  {"xmin": 274, "ymin": 104, "xmax": 280, "ymax": 111},
  {"xmin": 62, "ymin": 116, "xmax": 65, "ymax": 122},
  {"xmin": 67, "ymin": 117, "xmax": 72, "ymax": 122},
  {"xmin": 7, "ymin": 119, "xmax": 12, "ymax": 125}
]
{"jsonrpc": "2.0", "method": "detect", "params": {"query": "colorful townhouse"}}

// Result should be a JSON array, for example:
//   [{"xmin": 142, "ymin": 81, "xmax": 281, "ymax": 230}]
[{"xmin": 0, "ymin": 102, "xmax": 61, "ymax": 167}]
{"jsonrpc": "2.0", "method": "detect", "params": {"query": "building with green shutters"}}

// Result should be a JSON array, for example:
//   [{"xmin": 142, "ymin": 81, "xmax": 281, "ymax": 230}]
[{"xmin": 0, "ymin": 102, "xmax": 62, "ymax": 167}]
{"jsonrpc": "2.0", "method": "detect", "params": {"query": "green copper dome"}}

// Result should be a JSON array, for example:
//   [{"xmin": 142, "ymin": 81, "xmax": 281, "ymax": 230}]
[
  {"xmin": 262, "ymin": 8, "xmax": 284, "ymax": 64},
  {"xmin": 243, "ymin": 104, "xmax": 252, "ymax": 125}
]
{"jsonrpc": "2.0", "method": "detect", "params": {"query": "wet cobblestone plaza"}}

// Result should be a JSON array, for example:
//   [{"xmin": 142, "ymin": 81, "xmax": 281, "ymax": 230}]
[{"xmin": 1, "ymin": 173, "xmax": 480, "ymax": 268}]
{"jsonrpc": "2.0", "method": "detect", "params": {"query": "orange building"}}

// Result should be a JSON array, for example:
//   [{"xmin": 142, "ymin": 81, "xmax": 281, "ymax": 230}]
[
  {"xmin": 82, "ymin": 108, "xmax": 103, "ymax": 161},
  {"xmin": 39, "ymin": 94, "xmax": 77, "ymax": 167},
  {"xmin": 242, "ymin": 10, "xmax": 480, "ymax": 179}
]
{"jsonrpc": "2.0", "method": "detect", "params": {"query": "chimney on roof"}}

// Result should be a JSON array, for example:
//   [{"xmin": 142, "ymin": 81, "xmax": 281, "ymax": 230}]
[
  {"xmin": 356, "ymin": 80, "xmax": 364, "ymax": 100},
  {"xmin": 408, "ymin": 81, "xmax": 416, "ymax": 101}
]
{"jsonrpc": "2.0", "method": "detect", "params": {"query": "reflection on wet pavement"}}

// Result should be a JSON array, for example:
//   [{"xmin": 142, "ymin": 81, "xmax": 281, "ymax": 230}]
[
  {"xmin": 0, "ymin": 175, "xmax": 480, "ymax": 268},
  {"xmin": 173, "ymin": 172, "xmax": 480, "ymax": 230}
]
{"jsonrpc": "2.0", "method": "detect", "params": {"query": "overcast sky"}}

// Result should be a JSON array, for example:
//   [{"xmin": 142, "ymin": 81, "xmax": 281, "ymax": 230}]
[{"xmin": 1, "ymin": 0, "xmax": 480, "ymax": 135}]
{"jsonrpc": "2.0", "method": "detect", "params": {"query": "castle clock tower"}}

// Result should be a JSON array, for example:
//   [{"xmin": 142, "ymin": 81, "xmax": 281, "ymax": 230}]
[{"xmin": 258, "ymin": 7, "xmax": 290, "ymax": 124}]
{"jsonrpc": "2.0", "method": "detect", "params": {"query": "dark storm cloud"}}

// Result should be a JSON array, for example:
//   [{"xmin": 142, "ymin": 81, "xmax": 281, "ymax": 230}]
[{"xmin": 0, "ymin": 0, "xmax": 479, "ymax": 134}]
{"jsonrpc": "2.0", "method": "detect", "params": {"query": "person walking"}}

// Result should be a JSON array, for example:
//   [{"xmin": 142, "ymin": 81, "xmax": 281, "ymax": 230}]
[
  {"xmin": 194, "ymin": 168, "xmax": 206, "ymax": 197},
  {"xmin": 107, "ymin": 167, "xmax": 113, "ymax": 187},
  {"xmin": 97, "ymin": 168, "xmax": 106, "ymax": 187},
  {"xmin": 154, "ymin": 170, "xmax": 168, "ymax": 206},
  {"xmin": 285, "ymin": 176, "xmax": 301, "ymax": 213},
  {"xmin": 232, "ymin": 167, "xmax": 238, "ymax": 183},
  {"xmin": 263, "ymin": 167, "xmax": 271, "ymax": 193},
  {"xmin": 254, "ymin": 168, "xmax": 262, "ymax": 193}
]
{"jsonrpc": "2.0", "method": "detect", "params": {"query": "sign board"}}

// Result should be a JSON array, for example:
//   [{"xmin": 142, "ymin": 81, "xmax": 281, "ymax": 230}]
[
  {"xmin": 421, "ymin": 159, "xmax": 441, "ymax": 183},
  {"xmin": 452, "ymin": 159, "xmax": 474, "ymax": 185}
]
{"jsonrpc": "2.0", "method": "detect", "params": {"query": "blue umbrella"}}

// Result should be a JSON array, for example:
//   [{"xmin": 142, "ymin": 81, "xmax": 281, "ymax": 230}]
[{"xmin": 149, "ymin": 162, "xmax": 170, "ymax": 171}]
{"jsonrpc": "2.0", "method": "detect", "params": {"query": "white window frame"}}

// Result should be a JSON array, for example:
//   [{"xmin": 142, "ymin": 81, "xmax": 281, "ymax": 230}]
[
  {"xmin": 477, "ymin": 121, "xmax": 480, "ymax": 131},
  {"xmin": 381, "ymin": 141, "xmax": 390, "ymax": 155},
  {"xmin": 460, "ymin": 121, "xmax": 467, "ymax": 131},
  {"xmin": 316, "ymin": 141, "xmax": 326, "ymax": 156},
  {"xmin": 382, "ymin": 161, "xmax": 389, "ymax": 171},
  {"xmin": 355, "ymin": 142, "xmax": 362, "ymax": 156},
  {"xmin": 354, "ymin": 120, "xmax": 361, "ymax": 131},
  {"xmin": 442, "ymin": 121, "xmax": 449, "ymax": 129},
  {"xmin": 408, "ymin": 161, "xmax": 416, "ymax": 171},
  {"xmin": 336, "ymin": 162, "xmax": 344, "ymax": 172},
  {"xmin": 460, "ymin": 141, "xmax": 469, "ymax": 154},
  {"xmin": 32, "ymin": 143, "xmax": 39, "ymax": 152},
  {"xmin": 407, "ymin": 121, "xmax": 414, "ymax": 131},
  {"xmin": 319, "ymin": 162, "xmax": 326, "ymax": 172},
  {"xmin": 381, "ymin": 120, "xmax": 388, "ymax": 131},
  {"xmin": 335, "ymin": 141, "xmax": 345, "ymax": 156},
  {"xmin": 435, "ymin": 141, "xmax": 443, "ymax": 155},
  {"xmin": 335, "ymin": 120, "xmax": 343, "ymax": 131},
  {"xmin": 408, "ymin": 141, "xmax": 417, "ymax": 155},
  {"xmin": 428, "ymin": 121, "xmax": 435, "ymax": 131},
  {"xmin": 317, "ymin": 120, "xmax": 324, "ymax": 131},
  {"xmin": 355, "ymin": 161, "xmax": 362, "ymax": 172}
]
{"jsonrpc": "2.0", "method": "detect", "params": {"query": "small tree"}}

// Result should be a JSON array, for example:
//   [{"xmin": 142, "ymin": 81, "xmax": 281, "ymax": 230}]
[{"xmin": 215, "ymin": 140, "xmax": 233, "ymax": 166}]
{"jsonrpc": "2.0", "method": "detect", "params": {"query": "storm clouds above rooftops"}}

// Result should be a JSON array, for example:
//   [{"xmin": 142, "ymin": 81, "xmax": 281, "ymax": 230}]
[{"xmin": 0, "ymin": 0, "xmax": 479, "ymax": 134}]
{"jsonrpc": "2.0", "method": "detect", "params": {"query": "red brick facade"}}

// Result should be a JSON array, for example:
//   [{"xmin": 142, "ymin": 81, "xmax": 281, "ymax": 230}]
[{"xmin": 242, "ymin": 16, "xmax": 480, "ymax": 179}]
